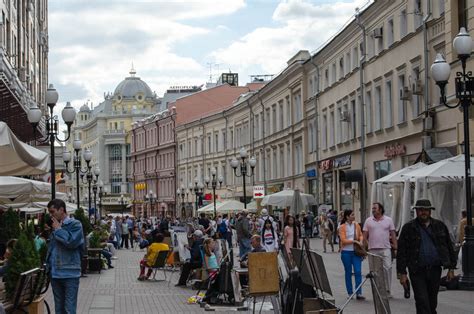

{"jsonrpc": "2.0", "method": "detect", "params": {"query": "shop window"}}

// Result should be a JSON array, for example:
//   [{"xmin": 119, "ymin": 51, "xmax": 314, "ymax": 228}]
[
  {"xmin": 323, "ymin": 173, "xmax": 333, "ymax": 205},
  {"xmin": 374, "ymin": 159, "xmax": 392, "ymax": 180}
]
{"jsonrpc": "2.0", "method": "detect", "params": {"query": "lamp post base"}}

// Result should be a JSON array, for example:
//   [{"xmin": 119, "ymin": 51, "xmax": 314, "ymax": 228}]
[{"xmin": 459, "ymin": 225, "xmax": 474, "ymax": 290}]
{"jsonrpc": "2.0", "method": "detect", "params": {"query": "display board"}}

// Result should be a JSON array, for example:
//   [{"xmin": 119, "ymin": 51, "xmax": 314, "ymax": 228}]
[
  {"xmin": 367, "ymin": 253, "xmax": 391, "ymax": 314},
  {"xmin": 248, "ymin": 252, "xmax": 279, "ymax": 295},
  {"xmin": 291, "ymin": 248, "xmax": 332, "ymax": 296}
]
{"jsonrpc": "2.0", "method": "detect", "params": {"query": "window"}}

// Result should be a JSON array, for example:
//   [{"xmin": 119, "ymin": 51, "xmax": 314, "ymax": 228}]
[
  {"xmin": 438, "ymin": 0, "xmax": 445, "ymax": 15},
  {"xmin": 387, "ymin": 18, "xmax": 394, "ymax": 46},
  {"xmin": 207, "ymin": 135, "xmax": 211, "ymax": 153},
  {"xmin": 458, "ymin": 0, "xmax": 468, "ymax": 30},
  {"xmin": 286, "ymin": 96, "xmax": 291, "ymax": 127},
  {"xmin": 398, "ymin": 74, "xmax": 407, "ymax": 123},
  {"xmin": 295, "ymin": 142, "xmax": 303, "ymax": 174},
  {"xmin": 411, "ymin": 67, "xmax": 421, "ymax": 117},
  {"xmin": 286, "ymin": 145, "xmax": 291, "ymax": 176},
  {"xmin": 374, "ymin": 159, "xmax": 392, "ymax": 180},
  {"xmin": 229, "ymin": 129, "xmax": 234, "ymax": 149},
  {"xmin": 322, "ymin": 114, "xmax": 328, "ymax": 149},
  {"xmin": 375, "ymin": 86, "xmax": 382, "ymax": 131},
  {"xmin": 254, "ymin": 114, "xmax": 259, "ymax": 139},
  {"xmin": 265, "ymin": 109, "xmax": 271, "ymax": 135},
  {"xmin": 339, "ymin": 57, "xmax": 344, "ymax": 79},
  {"xmin": 385, "ymin": 80, "xmax": 393, "ymax": 128},
  {"xmin": 325, "ymin": 69, "xmax": 329, "ymax": 88},
  {"xmin": 345, "ymin": 52, "xmax": 351, "ymax": 75},
  {"xmin": 294, "ymin": 93, "xmax": 302, "ymax": 122},
  {"xmin": 215, "ymin": 133, "xmax": 219, "ymax": 152},
  {"xmin": 414, "ymin": 0, "xmax": 422, "ymax": 29},
  {"xmin": 280, "ymin": 147, "xmax": 285, "ymax": 178},
  {"xmin": 332, "ymin": 63, "xmax": 336, "ymax": 84},
  {"xmin": 272, "ymin": 150, "xmax": 277, "ymax": 179},
  {"xmin": 330, "ymin": 111, "xmax": 335, "ymax": 147},
  {"xmin": 367, "ymin": 35, "xmax": 375, "ymax": 59},
  {"xmin": 352, "ymin": 46, "xmax": 359, "ymax": 69},
  {"xmin": 365, "ymin": 90, "xmax": 372, "ymax": 133},
  {"xmin": 336, "ymin": 105, "xmax": 342, "ymax": 144},
  {"xmin": 272, "ymin": 104, "xmax": 277, "ymax": 133},
  {"xmin": 308, "ymin": 123, "xmax": 314, "ymax": 152},
  {"xmin": 351, "ymin": 100, "xmax": 356, "ymax": 139},
  {"xmin": 279, "ymin": 101, "xmax": 284, "ymax": 130},
  {"xmin": 109, "ymin": 144, "xmax": 123, "ymax": 194},
  {"xmin": 343, "ymin": 103, "xmax": 349, "ymax": 142},
  {"xmin": 400, "ymin": 10, "xmax": 407, "ymax": 38}
]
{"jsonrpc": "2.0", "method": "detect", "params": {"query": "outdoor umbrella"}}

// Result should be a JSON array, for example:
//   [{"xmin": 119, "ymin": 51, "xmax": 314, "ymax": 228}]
[
  {"xmin": 0, "ymin": 121, "xmax": 49, "ymax": 175},
  {"xmin": 0, "ymin": 176, "xmax": 51, "ymax": 198},
  {"xmin": 289, "ymin": 189, "xmax": 305, "ymax": 216},
  {"xmin": 261, "ymin": 188, "xmax": 316, "ymax": 208},
  {"xmin": 372, "ymin": 162, "xmax": 427, "ymax": 184}
]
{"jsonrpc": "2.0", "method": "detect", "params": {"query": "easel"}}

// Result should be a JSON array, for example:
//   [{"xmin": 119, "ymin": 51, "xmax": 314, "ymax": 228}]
[
  {"xmin": 338, "ymin": 253, "xmax": 391, "ymax": 314},
  {"xmin": 291, "ymin": 238, "xmax": 336, "ymax": 314}
]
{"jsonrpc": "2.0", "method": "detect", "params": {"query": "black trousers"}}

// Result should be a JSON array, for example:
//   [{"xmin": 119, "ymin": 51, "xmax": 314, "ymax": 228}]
[
  {"xmin": 177, "ymin": 262, "xmax": 201, "ymax": 285},
  {"xmin": 121, "ymin": 234, "xmax": 129, "ymax": 249},
  {"xmin": 409, "ymin": 266, "xmax": 442, "ymax": 314}
]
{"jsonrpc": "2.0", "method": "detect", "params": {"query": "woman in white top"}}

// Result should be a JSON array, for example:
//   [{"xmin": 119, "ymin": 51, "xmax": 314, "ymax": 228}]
[{"xmin": 261, "ymin": 219, "xmax": 279, "ymax": 252}]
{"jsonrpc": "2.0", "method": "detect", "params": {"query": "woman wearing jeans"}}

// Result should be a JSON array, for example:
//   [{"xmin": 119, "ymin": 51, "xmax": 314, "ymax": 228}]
[{"xmin": 338, "ymin": 209, "xmax": 365, "ymax": 300}]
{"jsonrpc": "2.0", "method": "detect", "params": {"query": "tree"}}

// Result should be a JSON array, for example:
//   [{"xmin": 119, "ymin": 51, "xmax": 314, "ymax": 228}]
[
  {"xmin": 74, "ymin": 208, "xmax": 92, "ymax": 236},
  {"xmin": 4, "ymin": 230, "xmax": 40, "ymax": 298},
  {"xmin": 0, "ymin": 208, "xmax": 21, "ymax": 243}
]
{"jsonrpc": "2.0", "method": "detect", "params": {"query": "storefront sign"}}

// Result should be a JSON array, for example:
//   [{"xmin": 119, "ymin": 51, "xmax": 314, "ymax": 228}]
[
  {"xmin": 319, "ymin": 155, "xmax": 351, "ymax": 170},
  {"xmin": 384, "ymin": 143, "xmax": 406, "ymax": 158},
  {"xmin": 253, "ymin": 185, "xmax": 265, "ymax": 198},
  {"xmin": 306, "ymin": 169, "xmax": 317, "ymax": 177}
]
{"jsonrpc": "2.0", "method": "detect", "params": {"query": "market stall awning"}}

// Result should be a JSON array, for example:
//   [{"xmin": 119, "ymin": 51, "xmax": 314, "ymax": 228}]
[{"xmin": 0, "ymin": 121, "xmax": 49, "ymax": 175}]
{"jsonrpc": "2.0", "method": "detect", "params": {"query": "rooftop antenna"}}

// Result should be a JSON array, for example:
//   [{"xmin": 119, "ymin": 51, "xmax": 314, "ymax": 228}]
[
  {"xmin": 130, "ymin": 62, "xmax": 136, "ymax": 77},
  {"xmin": 207, "ymin": 62, "xmax": 214, "ymax": 82}
]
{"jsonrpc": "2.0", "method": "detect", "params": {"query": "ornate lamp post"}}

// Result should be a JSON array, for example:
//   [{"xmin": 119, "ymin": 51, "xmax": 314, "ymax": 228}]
[
  {"xmin": 63, "ymin": 138, "xmax": 92, "ymax": 211},
  {"xmin": 230, "ymin": 147, "xmax": 257, "ymax": 209},
  {"xmin": 145, "ymin": 190, "xmax": 156, "ymax": 218},
  {"xmin": 193, "ymin": 178, "xmax": 204, "ymax": 216},
  {"xmin": 81, "ymin": 166, "xmax": 100, "ymax": 222},
  {"xmin": 431, "ymin": 27, "xmax": 474, "ymax": 290},
  {"xmin": 97, "ymin": 181, "xmax": 104, "ymax": 224},
  {"xmin": 177, "ymin": 185, "xmax": 186, "ymax": 218},
  {"xmin": 27, "ymin": 85, "xmax": 76, "ymax": 199},
  {"xmin": 205, "ymin": 168, "xmax": 223, "ymax": 218},
  {"xmin": 92, "ymin": 174, "xmax": 101, "ymax": 223}
]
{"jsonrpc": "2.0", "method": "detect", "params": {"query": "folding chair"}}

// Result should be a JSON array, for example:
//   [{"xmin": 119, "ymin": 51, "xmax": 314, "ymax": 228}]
[{"xmin": 150, "ymin": 250, "xmax": 171, "ymax": 284}]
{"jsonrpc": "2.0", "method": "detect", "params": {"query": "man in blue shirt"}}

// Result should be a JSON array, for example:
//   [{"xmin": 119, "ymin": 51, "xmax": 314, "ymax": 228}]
[{"xmin": 46, "ymin": 199, "xmax": 84, "ymax": 314}]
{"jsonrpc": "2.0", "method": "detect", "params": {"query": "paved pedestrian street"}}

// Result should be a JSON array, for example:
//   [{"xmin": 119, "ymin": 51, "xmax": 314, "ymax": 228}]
[{"xmin": 46, "ymin": 238, "xmax": 472, "ymax": 313}]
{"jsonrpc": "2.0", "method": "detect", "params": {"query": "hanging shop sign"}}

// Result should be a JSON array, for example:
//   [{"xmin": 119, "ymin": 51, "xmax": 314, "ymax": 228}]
[
  {"xmin": 319, "ymin": 155, "xmax": 351, "ymax": 170},
  {"xmin": 384, "ymin": 143, "xmax": 406, "ymax": 158},
  {"xmin": 306, "ymin": 168, "xmax": 317, "ymax": 178}
]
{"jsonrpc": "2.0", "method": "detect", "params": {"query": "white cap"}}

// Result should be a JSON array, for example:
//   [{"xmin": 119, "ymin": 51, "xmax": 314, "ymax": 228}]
[
  {"xmin": 193, "ymin": 230, "xmax": 204, "ymax": 238},
  {"xmin": 261, "ymin": 208, "xmax": 268, "ymax": 216}
]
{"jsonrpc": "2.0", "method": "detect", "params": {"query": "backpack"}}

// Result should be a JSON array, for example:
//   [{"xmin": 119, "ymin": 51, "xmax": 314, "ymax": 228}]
[{"xmin": 218, "ymin": 220, "xmax": 228, "ymax": 235}]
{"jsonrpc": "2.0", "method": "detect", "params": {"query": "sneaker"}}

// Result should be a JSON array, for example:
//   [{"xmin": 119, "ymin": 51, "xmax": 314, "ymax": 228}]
[
  {"xmin": 108, "ymin": 265, "xmax": 114, "ymax": 269},
  {"xmin": 356, "ymin": 295, "xmax": 366, "ymax": 300}
]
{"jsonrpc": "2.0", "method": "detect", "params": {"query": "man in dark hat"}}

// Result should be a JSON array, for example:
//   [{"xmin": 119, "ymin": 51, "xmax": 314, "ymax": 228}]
[{"xmin": 397, "ymin": 199, "xmax": 457, "ymax": 314}]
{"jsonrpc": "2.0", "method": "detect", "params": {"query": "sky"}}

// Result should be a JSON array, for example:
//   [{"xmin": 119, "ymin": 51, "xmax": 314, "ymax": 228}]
[{"xmin": 49, "ymin": 0, "xmax": 372, "ymax": 112}]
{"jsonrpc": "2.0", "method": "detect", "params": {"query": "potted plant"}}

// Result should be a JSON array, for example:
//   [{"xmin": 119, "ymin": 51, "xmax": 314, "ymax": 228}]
[{"xmin": 0, "ymin": 208, "xmax": 21, "ymax": 258}]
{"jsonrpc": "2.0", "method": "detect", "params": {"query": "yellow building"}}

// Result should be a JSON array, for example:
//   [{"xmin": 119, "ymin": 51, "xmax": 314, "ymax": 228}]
[{"xmin": 66, "ymin": 68, "xmax": 159, "ymax": 214}]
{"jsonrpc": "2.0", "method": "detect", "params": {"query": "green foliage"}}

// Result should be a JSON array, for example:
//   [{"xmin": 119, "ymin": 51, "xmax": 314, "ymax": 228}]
[
  {"xmin": 89, "ymin": 231, "xmax": 102, "ymax": 248},
  {"xmin": 74, "ymin": 208, "xmax": 92, "ymax": 235},
  {"xmin": 4, "ymin": 230, "xmax": 40, "ymax": 299},
  {"xmin": 0, "ymin": 208, "xmax": 21, "ymax": 243}
]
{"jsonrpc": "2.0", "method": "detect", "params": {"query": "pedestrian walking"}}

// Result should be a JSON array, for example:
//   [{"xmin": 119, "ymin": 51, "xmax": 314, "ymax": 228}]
[
  {"xmin": 235, "ymin": 209, "xmax": 252, "ymax": 258},
  {"xmin": 339, "ymin": 209, "xmax": 365, "ymax": 300},
  {"xmin": 46, "ymin": 199, "xmax": 84, "ymax": 314},
  {"xmin": 115, "ymin": 216, "xmax": 122, "ymax": 248},
  {"xmin": 126, "ymin": 216, "xmax": 134, "ymax": 246},
  {"xmin": 283, "ymin": 214, "xmax": 299, "ymax": 257},
  {"xmin": 363, "ymin": 202, "xmax": 397, "ymax": 296},
  {"xmin": 320, "ymin": 214, "xmax": 334, "ymax": 253},
  {"xmin": 121, "ymin": 219, "xmax": 130, "ymax": 249},
  {"xmin": 397, "ymin": 199, "xmax": 457, "ymax": 314}
]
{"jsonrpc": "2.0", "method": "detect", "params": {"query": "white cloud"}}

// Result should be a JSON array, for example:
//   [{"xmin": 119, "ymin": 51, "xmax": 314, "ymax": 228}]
[{"xmin": 211, "ymin": 0, "xmax": 370, "ymax": 76}]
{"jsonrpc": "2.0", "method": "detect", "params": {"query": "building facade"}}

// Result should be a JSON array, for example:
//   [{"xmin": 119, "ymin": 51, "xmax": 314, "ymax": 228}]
[
  {"xmin": 174, "ymin": 0, "xmax": 473, "ymax": 221},
  {"xmin": 0, "ymin": 0, "xmax": 49, "ymax": 141},
  {"xmin": 66, "ymin": 69, "xmax": 159, "ymax": 214},
  {"xmin": 129, "ymin": 108, "xmax": 177, "ymax": 218}
]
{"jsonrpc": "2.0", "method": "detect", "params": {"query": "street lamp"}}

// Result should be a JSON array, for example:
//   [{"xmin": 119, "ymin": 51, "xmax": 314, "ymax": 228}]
[
  {"xmin": 145, "ymin": 190, "xmax": 156, "ymax": 218},
  {"xmin": 63, "ymin": 138, "xmax": 92, "ymax": 211},
  {"xmin": 120, "ymin": 194, "xmax": 126, "ymax": 217},
  {"xmin": 205, "ymin": 168, "xmax": 223, "ymax": 218},
  {"xmin": 27, "ymin": 85, "xmax": 76, "ymax": 199},
  {"xmin": 431, "ymin": 27, "xmax": 474, "ymax": 290},
  {"xmin": 193, "ymin": 178, "xmax": 204, "ymax": 216},
  {"xmin": 81, "ymin": 166, "xmax": 100, "ymax": 222},
  {"xmin": 92, "ymin": 171, "xmax": 100, "ymax": 224},
  {"xmin": 97, "ymin": 181, "xmax": 104, "ymax": 224},
  {"xmin": 230, "ymin": 147, "xmax": 257, "ymax": 209},
  {"xmin": 177, "ymin": 185, "xmax": 186, "ymax": 218}
]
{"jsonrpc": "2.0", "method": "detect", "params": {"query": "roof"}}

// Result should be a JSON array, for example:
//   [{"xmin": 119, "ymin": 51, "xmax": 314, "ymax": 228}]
[
  {"xmin": 113, "ymin": 69, "xmax": 154, "ymax": 99},
  {"xmin": 175, "ymin": 83, "xmax": 265, "ymax": 126}
]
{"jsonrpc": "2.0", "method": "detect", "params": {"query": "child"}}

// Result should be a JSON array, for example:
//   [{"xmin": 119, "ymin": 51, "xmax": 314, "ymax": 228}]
[
  {"xmin": 262, "ymin": 219, "xmax": 279, "ymax": 252},
  {"xmin": 203, "ymin": 238, "xmax": 219, "ymax": 278}
]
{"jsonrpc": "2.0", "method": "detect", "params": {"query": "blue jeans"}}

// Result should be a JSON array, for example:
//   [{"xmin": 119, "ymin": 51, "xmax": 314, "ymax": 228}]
[
  {"xmin": 341, "ymin": 250, "xmax": 363, "ymax": 295},
  {"xmin": 51, "ymin": 277, "xmax": 80, "ymax": 314},
  {"xmin": 239, "ymin": 238, "xmax": 251, "ymax": 258}
]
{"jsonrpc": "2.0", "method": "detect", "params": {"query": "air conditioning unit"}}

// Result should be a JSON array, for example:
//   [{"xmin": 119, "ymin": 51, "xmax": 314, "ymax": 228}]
[
  {"xmin": 373, "ymin": 27, "xmax": 383, "ymax": 38},
  {"xmin": 400, "ymin": 86, "xmax": 412, "ymax": 101},
  {"xmin": 340, "ymin": 110, "xmax": 350, "ymax": 122},
  {"xmin": 413, "ymin": 79, "xmax": 423, "ymax": 95}
]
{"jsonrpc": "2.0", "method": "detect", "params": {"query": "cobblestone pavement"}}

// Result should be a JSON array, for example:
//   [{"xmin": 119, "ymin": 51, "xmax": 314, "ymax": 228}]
[{"xmin": 45, "ymin": 237, "xmax": 473, "ymax": 314}]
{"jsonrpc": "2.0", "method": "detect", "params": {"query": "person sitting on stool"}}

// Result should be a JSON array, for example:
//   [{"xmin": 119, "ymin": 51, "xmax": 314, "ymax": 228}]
[{"xmin": 175, "ymin": 230, "xmax": 204, "ymax": 286}]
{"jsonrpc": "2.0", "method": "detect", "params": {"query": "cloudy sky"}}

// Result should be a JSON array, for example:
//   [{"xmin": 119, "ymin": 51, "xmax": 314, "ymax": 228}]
[{"xmin": 49, "ymin": 0, "xmax": 371, "ymax": 111}]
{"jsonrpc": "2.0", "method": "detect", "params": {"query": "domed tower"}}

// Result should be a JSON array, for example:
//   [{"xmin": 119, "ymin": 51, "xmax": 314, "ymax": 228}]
[
  {"xmin": 77, "ymin": 102, "xmax": 91, "ymax": 126},
  {"xmin": 112, "ymin": 67, "xmax": 156, "ymax": 114}
]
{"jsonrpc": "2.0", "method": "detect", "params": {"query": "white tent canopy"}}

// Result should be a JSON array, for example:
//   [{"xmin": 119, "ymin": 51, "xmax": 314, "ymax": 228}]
[
  {"xmin": 401, "ymin": 154, "xmax": 474, "ymax": 182},
  {"xmin": 197, "ymin": 200, "xmax": 255, "ymax": 214},
  {"xmin": 0, "ymin": 121, "xmax": 49, "ymax": 175},
  {"xmin": 373, "ymin": 162, "xmax": 427, "ymax": 184},
  {"xmin": 261, "ymin": 188, "xmax": 316, "ymax": 208},
  {"xmin": 0, "ymin": 176, "xmax": 52, "ymax": 198}
]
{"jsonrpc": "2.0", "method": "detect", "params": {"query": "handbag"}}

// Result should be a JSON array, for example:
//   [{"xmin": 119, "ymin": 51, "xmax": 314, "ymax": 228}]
[{"xmin": 352, "ymin": 223, "xmax": 367, "ymax": 258}]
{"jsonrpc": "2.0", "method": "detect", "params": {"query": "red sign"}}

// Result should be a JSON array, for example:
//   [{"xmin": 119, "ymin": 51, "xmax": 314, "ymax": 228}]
[{"xmin": 384, "ymin": 144, "xmax": 406, "ymax": 158}]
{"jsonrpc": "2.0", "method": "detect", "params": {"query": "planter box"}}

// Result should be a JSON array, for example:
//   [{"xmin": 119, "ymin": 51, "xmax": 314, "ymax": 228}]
[{"xmin": 28, "ymin": 295, "xmax": 45, "ymax": 314}]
